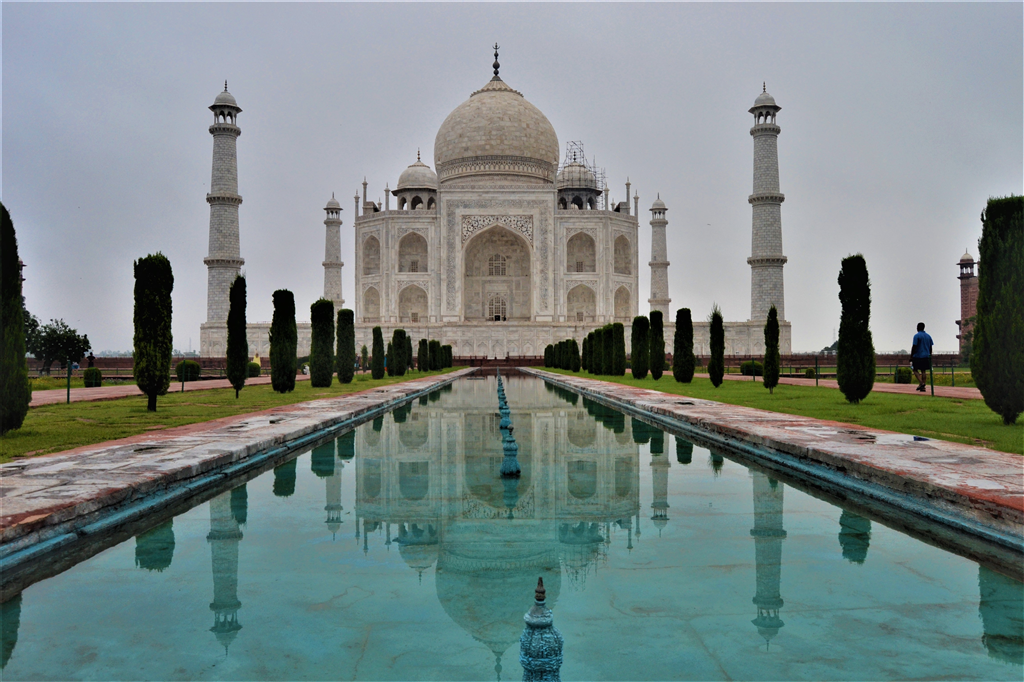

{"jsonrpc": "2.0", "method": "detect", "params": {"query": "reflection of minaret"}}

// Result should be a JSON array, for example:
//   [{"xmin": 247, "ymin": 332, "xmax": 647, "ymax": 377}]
[
  {"xmin": 207, "ymin": 492, "xmax": 243, "ymax": 653},
  {"xmin": 326, "ymin": 460, "xmax": 344, "ymax": 540},
  {"xmin": 978, "ymin": 565, "xmax": 1024, "ymax": 665},
  {"xmin": 650, "ymin": 443, "xmax": 671, "ymax": 536},
  {"xmin": 750, "ymin": 472, "xmax": 786, "ymax": 647}
]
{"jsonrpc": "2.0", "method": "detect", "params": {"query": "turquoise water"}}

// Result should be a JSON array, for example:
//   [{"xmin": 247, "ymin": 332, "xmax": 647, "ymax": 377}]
[{"xmin": 1, "ymin": 376, "xmax": 1021, "ymax": 680}]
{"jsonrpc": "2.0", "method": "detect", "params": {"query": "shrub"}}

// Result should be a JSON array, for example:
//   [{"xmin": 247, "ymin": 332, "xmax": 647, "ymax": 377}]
[
  {"xmin": 631, "ymin": 316, "xmax": 650, "ymax": 379},
  {"xmin": 836, "ymin": 254, "xmax": 875, "ymax": 404},
  {"xmin": 247, "ymin": 361, "xmax": 261, "ymax": 378},
  {"xmin": 674, "ymin": 308, "xmax": 695, "ymax": 383},
  {"xmin": 612, "ymin": 323, "xmax": 626, "ymax": 376},
  {"xmin": 805, "ymin": 367, "xmax": 816, "ymax": 379},
  {"xmin": 175, "ymin": 360, "xmax": 201, "ymax": 382},
  {"xmin": 0, "ymin": 202, "xmax": 31, "ymax": 433},
  {"xmin": 972, "ymin": 195, "xmax": 1023, "ymax": 425},
  {"xmin": 763, "ymin": 305, "xmax": 780, "ymax": 393},
  {"xmin": 895, "ymin": 367, "xmax": 912, "ymax": 384},
  {"xmin": 371, "ymin": 327, "xmax": 385, "ymax": 379},
  {"xmin": 418, "ymin": 338, "xmax": 429, "ymax": 371},
  {"xmin": 226, "ymin": 275, "xmax": 249, "ymax": 398},
  {"xmin": 649, "ymin": 311, "xmax": 665, "ymax": 380},
  {"xmin": 708, "ymin": 305, "xmax": 724, "ymax": 388},
  {"xmin": 270, "ymin": 290, "xmax": 298, "ymax": 393},
  {"xmin": 428, "ymin": 339, "xmax": 442, "ymax": 371},
  {"xmin": 134, "ymin": 253, "xmax": 174, "ymax": 411},
  {"xmin": 391, "ymin": 329, "xmax": 407, "ymax": 377},
  {"xmin": 336, "ymin": 309, "xmax": 355, "ymax": 383},
  {"xmin": 740, "ymin": 360, "xmax": 763, "ymax": 376},
  {"xmin": 83, "ymin": 367, "xmax": 103, "ymax": 388}
]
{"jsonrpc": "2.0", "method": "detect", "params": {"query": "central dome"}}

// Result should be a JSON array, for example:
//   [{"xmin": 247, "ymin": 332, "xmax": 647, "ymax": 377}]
[{"xmin": 434, "ymin": 77, "xmax": 559, "ymax": 187}]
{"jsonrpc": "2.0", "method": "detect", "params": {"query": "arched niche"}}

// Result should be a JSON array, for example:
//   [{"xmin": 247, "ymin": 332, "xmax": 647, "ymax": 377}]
[
  {"xmin": 363, "ymin": 287, "xmax": 380, "ymax": 322},
  {"xmin": 398, "ymin": 285, "xmax": 427, "ymax": 324},
  {"xmin": 363, "ymin": 235, "xmax": 381, "ymax": 275},
  {"xmin": 566, "ymin": 232, "xmax": 596, "ymax": 272},
  {"xmin": 399, "ymin": 414, "xmax": 428, "ymax": 450},
  {"xmin": 399, "ymin": 461, "xmax": 429, "ymax": 500},
  {"xmin": 361, "ymin": 459, "xmax": 381, "ymax": 500},
  {"xmin": 399, "ymin": 233, "xmax": 428, "ymax": 273},
  {"xmin": 614, "ymin": 286, "xmax": 630, "ymax": 321},
  {"xmin": 613, "ymin": 235, "xmax": 631, "ymax": 275},
  {"xmin": 566, "ymin": 284, "xmax": 596, "ymax": 323},
  {"xmin": 614, "ymin": 457, "xmax": 634, "ymax": 498},
  {"xmin": 567, "ymin": 459, "xmax": 597, "ymax": 499},
  {"xmin": 463, "ymin": 225, "xmax": 531, "ymax": 321},
  {"xmin": 567, "ymin": 413, "xmax": 596, "ymax": 449}
]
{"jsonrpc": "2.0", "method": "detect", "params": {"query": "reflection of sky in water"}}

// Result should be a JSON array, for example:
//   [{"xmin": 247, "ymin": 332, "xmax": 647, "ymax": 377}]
[{"xmin": 1, "ymin": 376, "xmax": 1021, "ymax": 680}]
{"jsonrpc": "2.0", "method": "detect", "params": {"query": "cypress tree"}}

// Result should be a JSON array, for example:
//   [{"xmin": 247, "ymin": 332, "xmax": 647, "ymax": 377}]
[
  {"xmin": 309, "ymin": 298, "xmax": 335, "ymax": 387},
  {"xmin": 544, "ymin": 344, "xmax": 552, "ymax": 367},
  {"xmin": 371, "ymin": 326, "xmax": 385, "ymax": 379},
  {"xmin": 391, "ymin": 329, "xmax": 407, "ymax": 377},
  {"xmin": 557, "ymin": 340, "xmax": 565, "ymax": 369},
  {"xmin": 588, "ymin": 331, "xmax": 596, "ymax": 374},
  {"xmin": 226, "ymin": 275, "xmax": 248, "ymax": 398},
  {"xmin": 336, "ymin": 309, "xmax": 355, "ymax": 383},
  {"xmin": 836, "ymin": 254, "xmax": 875, "ymax": 404},
  {"xmin": 972, "ymin": 195, "xmax": 1023, "ymax": 424},
  {"xmin": 443, "ymin": 344, "xmax": 453, "ymax": 368},
  {"xmin": 386, "ymin": 341, "xmax": 395, "ymax": 377},
  {"xmin": 0, "ymin": 203, "xmax": 31, "ymax": 434},
  {"xmin": 708, "ymin": 305, "xmax": 724, "ymax": 388},
  {"xmin": 601, "ymin": 325, "xmax": 612, "ymax": 374},
  {"xmin": 612, "ymin": 323, "xmax": 626, "ymax": 376},
  {"xmin": 763, "ymin": 305, "xmax": 780, "ymax": 394},
  {"xmin": 133, "ymin": 253, "xmax": 174, "ymax": 411},
  {"xmin": 581, "ymin": 336, "xmax": 589, "ymax": 372},
  {"xmin": 405, "ymin": 334, "xmax": 414, "ymax": 371},
  {"xmin": 418, "ymin": 338, "xmax": 429, "ymax": 371},
  {"xmin": 674, "ymin": 308, "xmax": 695, "ymax": 383},
  {"xmin": 429, "ymin": 339, "xmax": 442, "ymax": 370},
  {"xmin": 270, "ymin": 290, "xmax": 297, "ymax": 392},
  {"xmin": 649, "ymin": 311, "xmax": 665, "ymax": 380},
  {"xmin": 631, "ymin": 316, "xmax": 650, "ymax": 379}
]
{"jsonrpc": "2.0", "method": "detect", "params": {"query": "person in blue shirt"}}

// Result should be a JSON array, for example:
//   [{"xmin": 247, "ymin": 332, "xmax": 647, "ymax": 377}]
[{"xmin": 911, "ymin": 322, "xmax": 934, "ymax": 392}]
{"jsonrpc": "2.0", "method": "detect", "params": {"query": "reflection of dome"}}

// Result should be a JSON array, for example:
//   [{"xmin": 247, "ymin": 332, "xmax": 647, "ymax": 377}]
[
  {"xmin": 558, "ymin": 522, "xmax": 605, "ymax": 590},
  {"xmin": 397, "ymin": 523, "xmax": 439, "ymax": 578},
  {"xmin": 434, "ymin": 77, "xmax": 559, "ymax": 187},
  {"xmin": 395, "ymin": 156, "xmax": 438, "ymax": 192},
  {"xmin": 751, "ymin": 611, "xmax": 784, "ymax": 644}
]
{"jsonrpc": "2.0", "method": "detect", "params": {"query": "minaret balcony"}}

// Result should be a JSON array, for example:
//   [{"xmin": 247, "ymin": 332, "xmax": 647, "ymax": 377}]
[
  {"xmin": 204, "ymin": 257, "xmax": 245, "ymax": 268},
  {"xmin": 748, "ymin": 192, "xmax": 785, "ymax": 205},
  {"xmin": 207, "ymin": 192, "xmax": 243, "ymax": 206},
  {"xmin": 749, "ymin": 123, "xmax": 781, "ymax": 136},
  {"xmin": 747, "ymin": 256, "xmax": 788, "ymax": 267},
  {"xmin": 209, "ymin": 123, "xmax": 241, "ymax": 136}
]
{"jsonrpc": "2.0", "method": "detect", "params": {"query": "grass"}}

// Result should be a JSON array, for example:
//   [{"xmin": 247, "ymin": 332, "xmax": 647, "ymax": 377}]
[
  {"xmin": 544, "ymin": 368, "xmax": 1022, "ymax": 455},
  {"xmin": 1, "ymin": 369, "xmax": 458, "ymax": 462},
  {"xmin": 30, "ymin": 376, "xmax": 137, "ymax": 390}
]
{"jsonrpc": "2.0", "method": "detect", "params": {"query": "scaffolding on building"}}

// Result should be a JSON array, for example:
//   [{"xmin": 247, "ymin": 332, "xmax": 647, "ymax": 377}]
[{"xmin": 558, "ymin": 141, "xmax": 606, "ymax": 202}]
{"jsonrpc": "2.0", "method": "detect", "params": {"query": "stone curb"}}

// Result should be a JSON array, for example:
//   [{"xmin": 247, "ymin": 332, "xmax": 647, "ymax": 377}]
[
  {"xmin": 523, "ymin": 369, "xmax": 1023, "ymax": 552},
  {"xmin": 0, "ymin": 369, "xmax": 475, "ymax": 571}
]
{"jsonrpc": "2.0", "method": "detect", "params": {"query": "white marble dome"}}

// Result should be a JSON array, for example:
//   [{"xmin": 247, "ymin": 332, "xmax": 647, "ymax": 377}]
[
  {"xmin": 395, "ymin": 157, "xmax": 438, "ymax": 192},
  {"xmin": 557, "ymin": 161, "xmax": 597, "ymax": 190},
  {"xmin": 213, "ymin": 89, "xmax": 239, "ymax": 108},
  {"xmin": 433, "ymin": 77, "xmax": 559, "ymax": 187}
]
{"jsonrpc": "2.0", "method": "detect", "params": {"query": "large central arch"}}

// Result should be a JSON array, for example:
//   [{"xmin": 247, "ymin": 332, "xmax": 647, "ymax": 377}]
[{"xmin": 463, "ymin": 225, "xmax": 532, "ymax": 321}]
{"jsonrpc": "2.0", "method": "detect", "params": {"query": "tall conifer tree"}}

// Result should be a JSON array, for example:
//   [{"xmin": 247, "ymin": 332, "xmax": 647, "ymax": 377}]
[
  {"xmin": 134, "ymin": 253, "xmax": 174, "ymax": 411},
  {"xmin": 763, "ymin": 305, "xmax": 780, "ymax": 394},
  {"xmin": 631, "ymin": 316, "xmax": 650, "ymax": 379},
  {"xmin": 836, "ymin": 255, "xmax": 875, "ymax": 404},
  {"xmin": 371, "ymin": 327, "xmax": 385, "ymax": 379},
  {"xmin": 226, "ymin": 275, "xmax": 248, "ymax": 398},
  {"xmin": 708, "ymin": 305, "xmax": 724, "ymax": 388},
  {"xmin": 405, "ymin": 334, "xmax": 414, "ymax": 371},
  {"xmin": 336, "ymin": 309, "xmax": 355, "ymax": 383},
  {"xmin": 0, "ymin": 203, "xmax": 31, "ymax": 433},
  {"xmin": 673, "ymin": 308, "xmax": 695, "ymax": 383},
  {"xmin": 270, "ymin": 290, "xmax": 297, "ymax": 392},
  {"xmin": 418, "ymin": 338, "xmax": 429, "ymax": 371},
  {"xmin": 612, "ymin": 323, "xmax": 626, "ymax": 376},
  {"xmin": 309, "ymin": 298, "xmax": 335, "ymax": 387},
  {"xmin": 391, "ymin": 329, "xmax": 407, "ymax": 377},
  {"xmin": 649, "ymin": 311, "xmax": 665, "ymax": 380}
]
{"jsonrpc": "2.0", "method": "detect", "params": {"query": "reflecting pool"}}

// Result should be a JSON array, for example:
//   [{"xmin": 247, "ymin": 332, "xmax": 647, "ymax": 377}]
[{"xmin": 1, "ymin": 376, "xmax": 1021, "ymax": 680}]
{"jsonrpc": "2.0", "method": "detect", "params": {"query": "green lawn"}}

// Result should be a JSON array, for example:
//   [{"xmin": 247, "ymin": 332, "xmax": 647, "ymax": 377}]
[
  {"xmin": 1, "ymin": 369, "xmax": 458, "ymax": 462},
  {"xmin": 543, "ymin": 368, "xmax": 1022, "ymax": 455},
  {"xmin": 30, "ymin": 376, "xmax": 137, "ymax": 390}
]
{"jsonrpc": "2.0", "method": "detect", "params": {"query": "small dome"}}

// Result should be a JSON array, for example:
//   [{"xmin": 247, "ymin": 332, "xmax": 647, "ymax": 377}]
[
  {"xmin": 651, "ymin": 194, "xmax": 666, "ymax": 210},
  {"xmin": 395, "ymin": 156, "xmax": 438, "ymax": 193},
  {"xmin": 960, "ymin": 250, "xmax": 974, "ymax": 262},
  {"xmin": 213, "ymin": 87, "xmax": 239, "ymax": 108},
  {"xmin": 754, "ymin": 90, "xmax": 776, "ymax": 107},
  {"xmin": 556, "ymin": 162, "xmax": 597, "ymax": 191},
  {"xmin": 325, "ymin": 193, "xmax": 341, "ymax": 209}
]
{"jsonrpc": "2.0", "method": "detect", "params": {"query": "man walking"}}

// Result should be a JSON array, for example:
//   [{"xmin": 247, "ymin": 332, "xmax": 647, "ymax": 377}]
[{"xmin": 911, "ymin": 322, "xmax": 934, "ymax": 392}]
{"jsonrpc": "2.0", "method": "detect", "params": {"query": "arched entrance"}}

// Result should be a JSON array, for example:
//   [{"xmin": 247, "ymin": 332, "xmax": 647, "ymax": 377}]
[{"xmin": 463, "ymin": 225, "xmax": 531, "ymax": 321}]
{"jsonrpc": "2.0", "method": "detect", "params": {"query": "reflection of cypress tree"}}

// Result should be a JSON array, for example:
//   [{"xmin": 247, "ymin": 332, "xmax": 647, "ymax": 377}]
[
  {"xmin": 631, "ymin": 418, "xmax": 652, "ymax": 444},
  {"xmin": 978, "ymin": 566, "xmax": 1024, "ymax": 665},
  {"xmin": 373, "ymin": 416, "xmax": 384, "ymax": 431},
  {"xmin": 650, "ymin": 429, "xmax": 664, "ymax": 455},
  {"xmin": 419, "ymin": 394, "xmax": 429, "ymax": 406},
  {"xmin": 675, "ymin": 437, "xmax": 693, "ymax": 464},
  {"xmin": 230, "ymin": 485, "xmax": 247, "ymax": 526},
  {"xmin": 273, "ymin": 458, "xmax": 297, "ymax": 497},
  {"xmin": 135, "ymin": 519, "xmax": 175, "ymax": 571},
  {"xmin": 393, "ymin": 402, "xmax": 411, "ymax": 424},
  {"xmin": 708, "ymin": 452, "xmax": 724, "ymax": 477},
  {"xmin": 311, "ymin": 442, "xmax": 336, "ymax": 479},
  {"xmin": 337, "ymin": 430, "xmax": 355, "ymax": 461},
  {"xmin": 837, "ymin": 511, "xmax": 871, "ymax": 564},
  {"xmin": 1, "ymin": 593, "xmax": 21, "ymax": 670}
]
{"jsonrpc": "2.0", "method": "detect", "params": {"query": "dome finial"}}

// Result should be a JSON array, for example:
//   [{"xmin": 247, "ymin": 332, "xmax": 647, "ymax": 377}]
[
  {"xmin": 763, "ymin": 81, "xmax": 766, "ymax": 93},
  {"xmin": 417, "ymin": 148, "xmax": 421, "ymax": 162},
  {"xmin": 492, "ymin": 42, "xmax": 501, "ymax": 79}
]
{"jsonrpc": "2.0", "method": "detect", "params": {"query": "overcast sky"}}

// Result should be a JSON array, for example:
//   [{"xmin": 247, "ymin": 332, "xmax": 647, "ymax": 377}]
[{"xmin": 3, "ymin": 2, "xmax": 1021, "ymax": 354}]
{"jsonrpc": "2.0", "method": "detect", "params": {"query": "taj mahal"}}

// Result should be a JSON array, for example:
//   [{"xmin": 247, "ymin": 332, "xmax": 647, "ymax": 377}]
[{"xmin": 199, "ymin": 49, "xmax": 792, "ymax": 359}]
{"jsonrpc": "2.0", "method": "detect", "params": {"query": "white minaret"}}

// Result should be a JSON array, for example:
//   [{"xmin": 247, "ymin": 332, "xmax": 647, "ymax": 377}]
[
  {"xmin": 200, "ymin": 82, "xmax": 244, "ymax": 357},
  {"xmin": 747, "ymin": 84, "xmax": 787, "ymax": 323},
  {"xmin": 648, "ymin": 195, "xmax": 671, "ymax": 317},
  {"xmin": 323, "ymin": 194, "xmax": 344, "ymax": 316}
]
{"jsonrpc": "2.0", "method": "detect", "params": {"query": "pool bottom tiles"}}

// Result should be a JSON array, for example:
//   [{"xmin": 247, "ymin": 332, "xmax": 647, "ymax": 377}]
[{"xmin": 1, "ymin": 376, "xmax": 1021, "ymax": 680}]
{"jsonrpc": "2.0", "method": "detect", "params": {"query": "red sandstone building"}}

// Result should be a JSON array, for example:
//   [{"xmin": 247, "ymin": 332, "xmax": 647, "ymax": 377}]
[{"xmin": 956, "ymin": 250, "xmax": 978, "ymax": 355}]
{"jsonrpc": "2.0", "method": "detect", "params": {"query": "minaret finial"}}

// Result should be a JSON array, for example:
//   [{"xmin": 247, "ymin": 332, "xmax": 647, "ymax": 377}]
[
  {"xmin": 417, "ymin": 148, "xmax": 421, "ymax": 162},
  {"xmin": 493, "ymin": 43, "xmax": 501, "ymax": 79},
  {"xmin": 763, "ymin": 81, "xmax": 766, "ymax": 93},
  {"xmin": 225, "ymin": 80, "xmax": 228, "ymax": 92}
]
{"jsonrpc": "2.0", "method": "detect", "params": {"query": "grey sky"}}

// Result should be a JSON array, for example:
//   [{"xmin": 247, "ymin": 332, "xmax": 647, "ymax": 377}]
[{"xmin": 3, "ymin": 2, "xmax": 1021, "ymax": 354}]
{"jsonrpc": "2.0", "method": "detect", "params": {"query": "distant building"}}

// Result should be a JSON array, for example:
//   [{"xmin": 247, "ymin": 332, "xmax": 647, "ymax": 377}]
[{"xmin": 956, "ymin": 250, "xmax": 978, "ymax": 355}]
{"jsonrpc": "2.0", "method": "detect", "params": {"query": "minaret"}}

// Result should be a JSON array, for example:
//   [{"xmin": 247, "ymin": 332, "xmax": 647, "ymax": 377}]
[
  {"xmin": 207, "ymin": 491, "xmax": 243, "ymax": 652},
  {"xmin": 956, "ymin": 250, "xmax": 978, "ymax": 355},
  {"xmin": 750, "ymin": 471, "xmax": 786, "ymax": 647},
  {"xmin": 323, "ymin": 194, "xmax": 344, "ymax": 316},
  {"xmin": 747, "ymin": 84, "xmax": 787, "ymax": 323},
  {"xmin": 650, "ymin": 440, "xmax": 671, "ymax": 536},
  {"xmin": 326, "ymin": 453, "xmax": 344, "ymax": 540},
  {"xmin": 648, "ymin": 195, "xmax": 671, "ymax": 317},
  {"xmin": 200, "ymin": 82, "xmax": 245, "ymax": 357}
]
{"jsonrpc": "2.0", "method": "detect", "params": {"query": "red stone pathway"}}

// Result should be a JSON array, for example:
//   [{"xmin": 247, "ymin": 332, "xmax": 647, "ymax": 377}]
[{"xmin": 29, "ymin": 374, "xmax": 312, "ymax": 407}]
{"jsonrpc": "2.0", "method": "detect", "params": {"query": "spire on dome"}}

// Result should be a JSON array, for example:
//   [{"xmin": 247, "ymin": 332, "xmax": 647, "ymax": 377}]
[
  {"xmin": 492, "ymin": 42, "xmax": 501, "ymax": 80},
  {"xmin": 225, "ymin": 80, "xmax": 229, "ymax": 92}
]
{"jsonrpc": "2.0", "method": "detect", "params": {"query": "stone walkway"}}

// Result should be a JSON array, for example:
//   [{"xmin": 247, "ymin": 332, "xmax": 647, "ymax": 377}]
[
  {"xmin": 524, "ymin": 368, "xmax": 1022, "ymax": 551},
  {"xmin": 709, "ymin": 372, "xmax": 983, "ymax": 400},
  {"xmin": 1, "ymin": 369, "xmax": 474, "ymax": 567},
  {"xmin": 29, "ymin": 374, "xmax": 314, "ymax": 407}
]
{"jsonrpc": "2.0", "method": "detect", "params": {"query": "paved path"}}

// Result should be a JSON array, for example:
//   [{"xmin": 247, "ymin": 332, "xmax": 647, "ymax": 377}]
[
  {"xmin": 702, "ymin": 372, "xmax": 983, "ymax": 400},
  {"xmin": 525, "ymin": 368, "xmax": 1022, "ymax": 551},
  {"xmin": 30, "ymin": 374, "xmax": 312, "ymax": 407}
]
